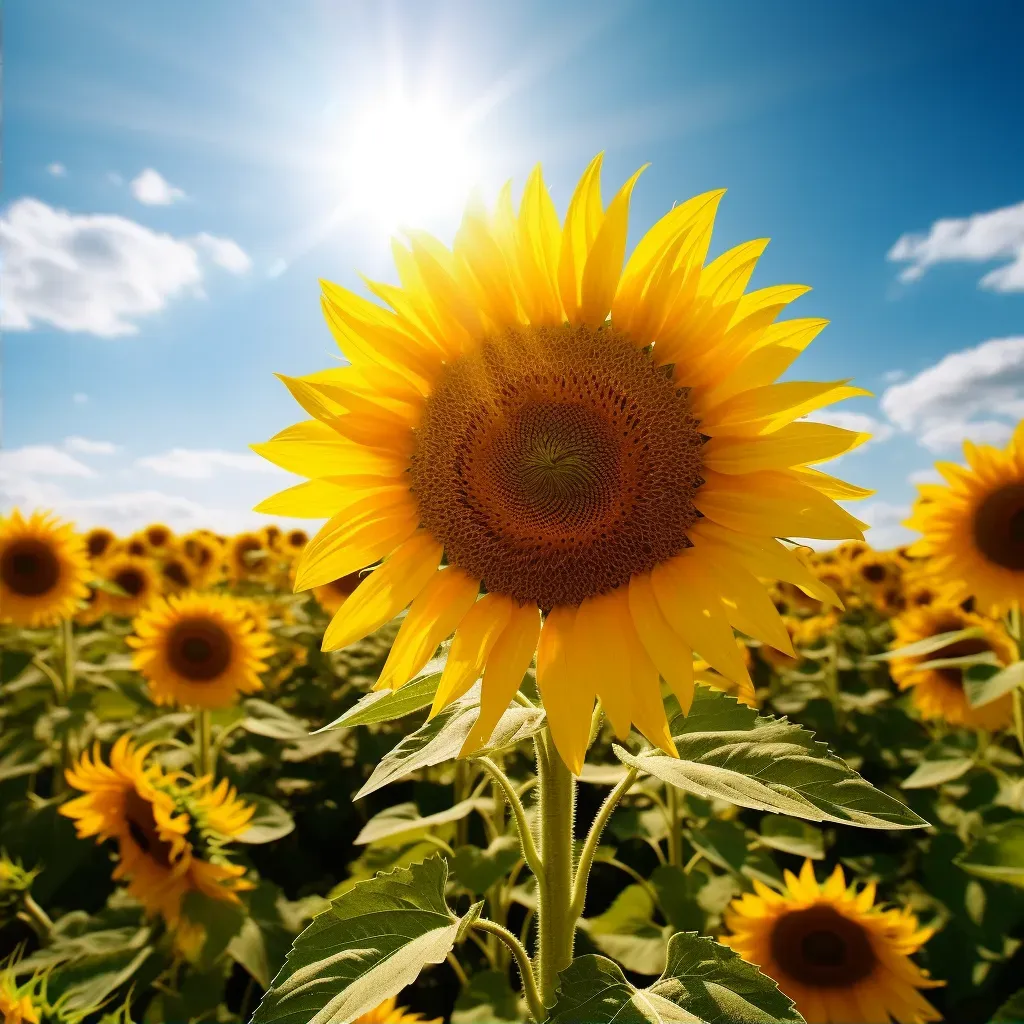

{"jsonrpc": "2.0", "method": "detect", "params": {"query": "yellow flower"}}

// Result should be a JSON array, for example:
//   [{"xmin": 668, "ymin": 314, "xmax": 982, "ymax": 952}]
[
  {"xmin": 851, "ymin": 551, "xmax": 902, "ymax": 592},
  {"xmin": 143, "ymin": 522, "xmax": 175, "ymax": 553},
  {"xmin": 95, "ymin": 553, "xmax": 161, "ymax": 618},
  {"xmin": 889, "ymin": 603, "xmax": 1017, "ymax": 729},
  {"xmin": 158, "ymin": 554, "xmax": 196, "ymax": 595},
  {"xmin": 180, "ymin": 531, "xmax": 224, "ymax": 587},
  {"xmin": 283, "ymin": 527, "xmax": 309, "ymax": 554},
  {"xmin": 260, "ymin": 524, "xmax": 283, "ymax": 551},
  {"xmin": 122, "ymin": 534, "xmax": 150, "ymax": 558},
  {"xmin": 84, "ymin": 526, "xmax": 117, "ymax": 561},
  {"xmin": 60, "ymin": 736, "xmax": 253, "ymax": 937},
  {"xmin": 127, "ymin": 592, "xmax": 273, "ymax": 709},
  {"xmin": 354, "ymin": 995, "xmax": 442, "ymax": 1024},
  {"xmin": 0, "ymin": 509, "xmax": 91, "ymax": 627},
  {"xmin": 905, "ymin": 423, "xmax": 1024, "ymax": 614},
  {"xmin": 0, "ymin": 975, "xmax": 39, "ymax": 1024},
  {"xmin": 254, "ymin": 155, "xmax": 870, "ymax": 772},
  {"xmin": 227, "ymin": 531, "xmax": 271, "ymax": 582},
  {"xmin": 722, "ymin": 860, "xmax": 942, "ymax": 1024}
]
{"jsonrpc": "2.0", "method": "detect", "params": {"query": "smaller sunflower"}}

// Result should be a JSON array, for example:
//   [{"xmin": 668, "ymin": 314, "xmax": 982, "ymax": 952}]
[
  {"xmin": 181, "ymin": 532, "xmax": 224, "ymax": 586},
  {"xmin": 259, "ymin": 524, "xmax": 283, "ymax": 551},
  {"xmin": 123, "ymin": 534, "xmax": 150, "ymax": 557},
  {"xmin": 158, "ymin": 555, "xmax": 196, "ymax": 595},
  {"xmin": 722, "ymin": 859, "xmax": 942, "ymax": 1024},
  {"xmin": 127, "ymin": 592, "xmax": 273, "ymax": 709},
  {"xmin": 227, "ymin": 531, "xmax": 270, "ymax": 582},
  {"xmin": 889, "ymin": 604, "xmax": 1017, "ymax": 730},
  {"xmin": 84, "ymin": 526, "xmax": 117, "ymax": 561},
  {"xmin": 75, "ymin": 584, "xmax": 107, "ymax": 627},
  {"xmin": 0, "ymin": 510, "xmax": 91, "ymax": 627},
  {"xmin": 905, "ymin": 423, "xmax": 1024, "ymax": 614},
  {"xmin": 355, "ymin": 995, "xmax": 442, "ymax": 1024},
  {"xmin": 313, "ymin": 570, "xmax": 365, "ymax": 616},
  {"xmin": 143, "ymin": 523, "xmax": 174, "ymax": 553},
  {"xmin": 902, "ymin": 572, "xmax": 941, "ymax": 610},
  {"xmin": 61, "ymin": 736, "xmax": 253, "ymax": 936},
  {"xmin": 96, "ymin": 554, "xmax": 161, "ymax": 618},
  {"xmin": 283, "ymin": 527, "xmax": 309, "ymax": 554},
  {"xmin": 836, "ymin": 540, "xmax": 870, "ymax": 563},
  {"xmin": 851, "ymin": 551, "xmax": 901, "ymax": 592}
]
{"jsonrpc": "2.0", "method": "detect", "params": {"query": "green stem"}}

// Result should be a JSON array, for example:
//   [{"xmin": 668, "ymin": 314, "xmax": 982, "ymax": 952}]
[
  {"xmin": 454, "ymin": 761, "xmax": 471, "ymax": 848},
  {"xmin": 195, "ymin": 710, "xmax": 213, "ymax": 777},
  {"xmin": 474, "ymin": 918, "xmax": 545, "ymax": 1024},
  {"xmin": 475, "ymin": 756, "xmax": 544, "ymax": 882},
  {"xmin": 1014, "ymin": 690, "xmax": 1024, "ymax": 761},
  {"xmin": 19, "ymin": 893, "xmax": 54, "ymax": 941},
  {"xmin": 667, "ymin": 784, "xmax": 683, "ymax": 868},
  {"xmin": 446, "ymin": 951, "xmax": 470, "ymax": 989},
  {"xmin": 568, "ymin": 767, "xmax": 639, "ymax": 924},
  {"xmin": 534, "ymin": 728, "xmax": 575, "ymax": 1009},
  {"xmin": 62, "ymin": 617, "xmax": 75, "ymax": 701}
]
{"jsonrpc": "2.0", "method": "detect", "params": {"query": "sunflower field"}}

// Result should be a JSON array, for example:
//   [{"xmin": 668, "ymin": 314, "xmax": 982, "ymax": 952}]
[{"xmin": 4, "ymin": 158, "xmax": 1024, "ymax": 1024}]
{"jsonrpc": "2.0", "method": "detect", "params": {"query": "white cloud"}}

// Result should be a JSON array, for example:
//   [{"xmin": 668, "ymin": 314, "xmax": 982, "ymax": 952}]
[
  {"xmin": 64, "ymin": 436, "xmax": 118, "ymax": 455},
  {"xmin": 858, "ymin": 501, "xmax": 914, "ymax": 550},
  {"xmin": 136, "ymin": 448, "xmax": 278, "ymax": 480},
  {"xmin": 130, "ymin": 168, "xmax": 185, "ymax": 206},
  {"xmin": 888, "ymin": 200, "xmax": 1024, "ymax": 292},
  {"xmin": 0, "ymin": 445, "xmax": 96, "ymax": 478},
  {"xmin": 47, "ymin": 162, "xmax": 67, "ymax": 178},
  {"xmin": 882, "ymin": 369, "xmax": 906, "ymax": 384},
  {"xmin": 880, "ymin": 336, "xmax": 1024, "ymax": 451},
  {"xmin": 0, "ymin": 198, "xmax": 250, "ymax": 337},
  {"xmin": 73, "ymin": 392, "xmax": 88, "ymax": 404},
  {"xmin": 193, "ymin": 233, "xmax": 252, "ymax": 274}
]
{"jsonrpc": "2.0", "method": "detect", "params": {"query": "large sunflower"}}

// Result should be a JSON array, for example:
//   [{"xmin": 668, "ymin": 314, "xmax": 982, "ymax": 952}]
[
  {"xmin": 96, "ymin": 553, "xmax": 161, "ymax": 618},
  {"xmin": 127, "ymin": 592, "xmax": 273, "ymax": 709},
  {"xmin": 60, "ymin": 736, "xmax": 253, "ymax": 935},
  {"xmin": 254, "ymin": 155, "xmax": 871, "ymax": 772},
  {"xmin": 889, "ymin": 603, "xmax": 1017, "ymax": 730},
  {"xmin": 722, "ymin": 860, "xmax": 941, "ymax": 1024},
  {"xmin": 905, "ymin": 423, "xmax": 1024, "ymax": 614},
  {"xmin": 0, "ymin": 509, "xmax": 91, "ymax": 627}
]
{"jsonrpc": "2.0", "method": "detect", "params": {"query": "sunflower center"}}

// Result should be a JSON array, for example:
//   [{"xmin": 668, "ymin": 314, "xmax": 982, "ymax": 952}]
[
  {"xmin": 114, "ymin": 569, "xmax": 146, "ymax": 597},
  {"xmin": 861, "ymin": 563, "xmax": 886, "ymax": 583},
  {"xmin": 410, "ymin": 324, "xmax": 705, "ymax": 609},
  {"xmin": 974, "ymin": 482, "xmax": 1024, "ymax": 572},
  {"xmin": 288, "ymin": 530, "xmax": 308, "ymax": 548},
  {"xmin": 123, "ymin": 788, "xmax": 176, "ymax": 869},
  {"xmin": 146, "ymin": 527, "xmax": 170, "ymax": 547},
  {"xmin": 167, "ymin": 618, "xmax": 232, "ymax": 681},
  {"xmin": 162, "ymin": 561, "xmax": 190, "ymax": 588},
  {"xmin": 770, "ymin": 904, "xmax": 877, "ymax": 987},
  {"xmin": 87, "ymin": 532, "xmax": 112, "ymax": 558},
  {"xmin": 0, "ymin": 540, "xmax": 61, "ymax": 597}
]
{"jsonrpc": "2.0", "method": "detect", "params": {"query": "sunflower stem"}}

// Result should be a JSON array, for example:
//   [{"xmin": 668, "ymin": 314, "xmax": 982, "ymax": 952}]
[
  {"xmin": 534, "ymin": 727, "xmax": 575, "ymax": 1010},
  {"xmin": 475, "ymin": 756, "xmax": 544, "ymax": 882},
  {"xmin": 195, "ymin": 709, "xmax": 213, "ymax": 777},
  {"xmin": 667, "ymin": 784, "xmax": 683, "ymax": 868},
  {"xmin": 473, "ymin": 918, "xmax": 545, "ymax": 1024}
]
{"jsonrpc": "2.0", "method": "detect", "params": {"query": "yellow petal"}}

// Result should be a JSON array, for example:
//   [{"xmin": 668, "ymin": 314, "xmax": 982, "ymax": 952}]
[
  {"xmin": 253, "ymin": 477, "xmax": 404, "ymax": 518},
  {"xmin": 251, "ymin": 420, "xmax": 406, "ymax": 479},
  {"xmin": 702, "ymin": 421, "xmax": 869, "ymax": 474},
  {"xmin": 295, "ymin": 493, "xmax": 418, "ymax": 591},
  {"xmin": 791, "ymin": 466, "xmax": 875, "ymax": 500},
  {"xmin": 702, "ymin": 381, "xmax": 871, "ymax": 436},
  {"xmin": 321, "ymin": 532, "xmax": 443, "ymax": 652},
  {"xmin": 536, "ymin": 606, "xmax": 593, "ymax": 775},
  {"xmin": 557, "ymin": 152, "xmax": 605, "ymax": 321},
  {"xmin": 572, "ymin": 590, "xmax": 633, "ymax": 740},
  {"xmin": 431, "ymin": 594, "xmax": 513, "ymax": 717},
  {"xmin": 377, "ymin": 568, "xmax": 481, "ymax": 690},
  {"xmin": 627, "ymin": 573, "xmax": 696, "ymax": 713},
  {"xmin": 517, "ymin": 165, "xmax": 563, "ymax": 325},
  {"xmin": 622, "ymin": 621, "xmax": 677, "ymax": 756},
  {"xmin": 579, "ymin": 165, "xmax": 647, "ymax": 325},
  {"xmin": 460, "ymin": 602, "xmax": 541, "ymax": 755}
]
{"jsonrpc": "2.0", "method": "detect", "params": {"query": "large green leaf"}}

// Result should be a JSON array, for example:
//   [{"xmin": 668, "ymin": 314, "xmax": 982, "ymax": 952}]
[
  {"xmin": 451, "ymin": 837, "xmax": 522, "ymax": 895},
  {"xmin": 901, "ymin": 757, "xmax": 974, "ymax": 789},
  {"xmin": 548, "ymin": 933, "xmax": 803, "ymax": 1023},
  {"xmin": 583, "ymin": 885, "xmax": 669, "ymax": 976},
  {"xmin": 356, "ymin": 684, "xmax": 546, "ymax": 799},
  {"xmin": 956, "ymin": 818, "xmax": 1024, "ymax": 889},
  {"xmin": 252, "ymin": 855, "xmax": 465, "ymax": 1024},
  {"xmin": 965, "ymin": 661, "xmax": 1024, "ymax": 709},
  {"xmin": 354, "ymin": 798, "xmax": 489, "ymax": 847},
  {"xmin": 758, "ymin": 816, "xmax": 824, "ymax": 859},
  {"xmin": 615, "ymin": 687, "xmax": 927, "ymax": 829},
  {"xmin": 316, "ymin": 671, "xmax": 442, "ymax": 732}
]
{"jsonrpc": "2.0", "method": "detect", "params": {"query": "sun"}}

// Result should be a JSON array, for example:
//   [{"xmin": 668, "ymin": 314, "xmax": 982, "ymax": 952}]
[{"xmin": 340, "ymin": 94, "xmax": 479, "ymax": 229}]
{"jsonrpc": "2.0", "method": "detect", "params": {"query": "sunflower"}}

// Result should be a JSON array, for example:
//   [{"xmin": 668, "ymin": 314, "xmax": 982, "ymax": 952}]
[
  {"xmin": 158, "ymin": 555, "xmax": 196, "ymax": 595},
  {"xmin": 722, "ymin": 860, "xmax": 941, "ymax": 1024},
  {"xmin": 181, "ymin": 532, "xmax": 224, "ymax": 586},
  {"xmin": 127, "ymin": 592, "xmax": 273, "ymax": 709},
  {"xmin": 143, "ymin": 523, "xmax": 174, "ymax": 553},
  {"xmin": 227, "ymin": 531, "xmax": 270, "ymax": 582},
  {"xmin": 889, "ymin": 603, "xmax": 1017, "ymax": 729},
  {"xmin": 836, "ymin": 540, "xmax": 870, "ymax": 563},
  {"xmin": 260, "ymin": 524, "xmax": 283, "ymax": 551},
  {"xmin": 284, "ymin": 527, "xmax": 309, "ymax": 553},
  {"xmin": 905, "ymin": 424, "xmax": 1024, "ymax": 614},
  {"xmin": 96, "ymin": 554, "xmax": 161, "ymax": 618},
  {"xmin": 851, "ymin": 551, "xmax": 901, "ymax": 592},
  {"xmin": 60, "ymin": 736, "xmax": 253, "ymax": 936},
  {"xmin": 355, "ymin": 996, "xmax": 442, "ymax": 1024},
  {"xmin": 123, "ymin": 534, "xmax": 149, "ymax": 558},
  {"xmin": 0, "ymin": 509, "xmax": 91, "ymax": 627},
  {"xmin": 84, "ymin": 526, "xmax": 117, "ymax": 561},
  {"xmin": 313, "ymin": 570, "xmax": 366, "ymax": 616},
  {"xmin": 253, "ymin": 154, "xmax": 870, "ymax": 772}
]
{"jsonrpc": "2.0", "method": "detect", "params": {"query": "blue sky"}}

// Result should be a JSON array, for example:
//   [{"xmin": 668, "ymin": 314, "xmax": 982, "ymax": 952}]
[{"xmin": 3, "ymin": 0, "xmax": 1023, "ymax": 544}]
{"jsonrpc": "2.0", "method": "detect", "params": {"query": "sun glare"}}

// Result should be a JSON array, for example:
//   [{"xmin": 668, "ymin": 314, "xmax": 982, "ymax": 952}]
[{"xmin": 341, "ymin": 95, "xmax": 480, "ymax": 229}]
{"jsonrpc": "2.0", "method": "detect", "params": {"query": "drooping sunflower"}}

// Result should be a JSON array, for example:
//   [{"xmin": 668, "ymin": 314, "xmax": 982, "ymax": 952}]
[
  {"xmin": 354, "ymin": 995, "xmax": 442, "ymax": 1024},
  {"xmin": 0, "ymin": 509, "xmax": 91, "ymax": 627},
  {"xmin": 905, "ymin": 424, "xmax": 1024, "ymax": 614},
  {"xmin": 227, "ymin": 531, "xmax": 270, "ymax": 582},
  {"xmin": 722, "ymin": 859, "xmax": 942, "ymax": 1024},
  {"xmin": 127, "ymin": 592, "xmax": 273, "ymax": 709},
  {"xmin": 61, "ymin": 736, "xmax": 253, "ymax": 935},
  {"xmin": 96, "ymin": 553, "xmax": 161, "ymax": 618},
  {"xmin": 254, "ymin": 154, "xmax": 872, "ymax": 772},
  {"xmin": 313, "ymin": 570, "xmax": 365, "ymax": 616},
  {"xmin": 84, "ymin": 526, "xmax": 117, "ymax": 561},
  {"xmin": 889, "ymin": 603, "xmax": 1017, "ymax": 730}
]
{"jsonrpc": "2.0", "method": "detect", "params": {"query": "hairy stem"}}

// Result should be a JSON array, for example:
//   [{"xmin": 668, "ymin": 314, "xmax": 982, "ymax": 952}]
[
  {"xmin": 474, "ymin": 918, "xmax": 545, "ymax": 1023},
  {"xmin": 475, "ymin": 756, "xmax": 544, "ymax": 882}
]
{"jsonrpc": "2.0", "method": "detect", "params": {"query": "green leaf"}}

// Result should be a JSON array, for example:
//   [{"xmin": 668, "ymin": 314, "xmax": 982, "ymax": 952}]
[
  {"xmin": 316, "ymin": 671, "xmax": 442, "ymax": 732},
  {"xmin": 355, "ymin": 683, "xmax": 546, "ymax": 799},
  {"xmin": 758, "ymin": 815, "xmax": 825, "ymax": 859},
  {"xmin": 451, "ymin": 968, "xmax": 524, "ymax": 1023},
  {"xmin": 901, "ymin": 757, "xmax": 975, "ymax": 789},
  {"xmin": 228, "ymin": 916, "xmax": 273, "ymax": 989},
  {"xmin": 0, "ymin": 649, "xmax": 33, "ymax": 684},
  {"xmin": 252, "ymin": 854, "xmax": 465, "ymax": 1024},
  {"xmin": 548, "ymin": 932, "xmax": 803, "ymax": 1023},
  {"xmin": 242, "ymin": 701, "xmax": 310, "ymax": 740},
  {"xmin": 181, "ymin": 890, "xmax": 247, "ymax": 968},
  {"xmin": 910, "ymin": 652, "xmax": 1000, "ymax": 673},
  {"xmin": 870, "ymin": 627, "xmax": 985, "ymax": 661},
  {"xmin": 992, "ymin": 986, "xmax": 1024, "ymax": 1023},
  {"xmin": 238, "ymin": 796, "xmax": 296, "ymax": 844},
  {"xmin": 649, "ymin": 865, "xmax": 705, "ymax": 934},
  {"xmin": 966, "ymin": 661, "xmax": 1024, "ymax": 709},
  {"xmin": 615, "ymin": 686, "xmax": 927, "ymax": 830},
  {"xmin": 584, "ymin": 884, "xmax": 669, "ymax": 975},
  {"xmin": 957, "ymin": 818, "xmax": 1024, "ymax": 889},
  {"xmin": 688, "ymin": 819, "xmax": 749, "ymax": 872},
  {"xmin": 354, "ymin": 798, "xmax": 488, "ymax": 847},
  {"xmin": 451, "ymin": 837, "xmax": 522, "ymax": 894}
]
